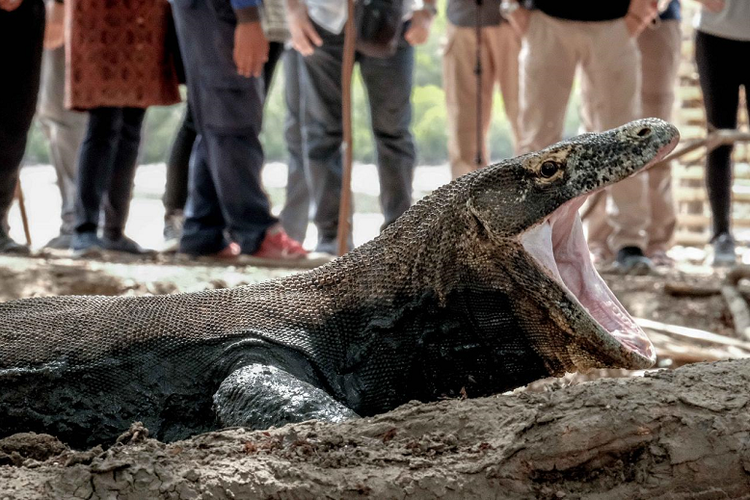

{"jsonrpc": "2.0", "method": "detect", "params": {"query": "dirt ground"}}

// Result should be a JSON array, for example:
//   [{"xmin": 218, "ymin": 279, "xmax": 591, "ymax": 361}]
[{"xmin": 0, "ymin": 252, "xmax": 748, "ymax": 499}]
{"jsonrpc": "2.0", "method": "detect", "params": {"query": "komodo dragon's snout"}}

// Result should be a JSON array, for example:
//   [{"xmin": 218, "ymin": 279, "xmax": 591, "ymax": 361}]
[
  {"xmin": 0, "ymin": 119, "xmax": 678, "ymax": 448},
  {"xmin": 463, "ymin": 118, "xmax": 678, "ymax": 374}
]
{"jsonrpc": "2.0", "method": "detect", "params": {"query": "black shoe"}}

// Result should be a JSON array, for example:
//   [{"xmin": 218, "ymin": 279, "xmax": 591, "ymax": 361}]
[
  {"xmin": 0, "ymin": 231, "xmax": 30, "ymax": 255},
  {"xmin": 71, "ymin": 231, "xmax": 104, "ymax": 257},
  {"xmin": 44, "ymin": 233, "xmax": 73, "ymax": 250},
  {"xmin": 710, "ymin": 233, "xmax": 736, "ymax": 267},
  {"xmin": 101, "ymin": 234, "xmax": 151, "ymax": 255},
  {"xmin": 614, "ymin": 246, "xmax": 653, "ymax": 275}
]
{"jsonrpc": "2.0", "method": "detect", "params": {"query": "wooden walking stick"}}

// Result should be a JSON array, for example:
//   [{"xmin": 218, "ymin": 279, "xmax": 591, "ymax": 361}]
[
  {"xmin": 336, "ymin": 0, "xmax": 356, "ymax": 257},
  {"xmin": 14, "ymin": 179, "xmax": 32, "ymax": 247}
]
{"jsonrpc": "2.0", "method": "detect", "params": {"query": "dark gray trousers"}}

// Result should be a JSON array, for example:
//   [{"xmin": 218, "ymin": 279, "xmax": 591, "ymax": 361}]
[
  {"xmin": 279, "ymin": 49, "xmax": 312, "ymax": 244},
  {"xmin": 37, "ymin": 45, "xmax": 88, "ymax": 235},
  {"xmin": 299, "ymin": 22, "xmax": 416, "ymax": 248}
]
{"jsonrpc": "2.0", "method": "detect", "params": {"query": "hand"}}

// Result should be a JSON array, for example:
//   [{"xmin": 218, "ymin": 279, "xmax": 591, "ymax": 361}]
[
  {"xmin": 404, "ymin": 9, "xmax": 433, "ymax": 46},
  {"xmin": 44, "ymin": 1, "xmax": 65, "ymax": 50},
  {"xmin": 625, "ymin": 0, "xmax": 658, "ymax": 36},
  {"xmin": 286, "ymin": 0, "xmax": 322, "ymax": 56},
  {"xmin": 507, "ymin": 7, "xmax": 531, "ymax": 37},
  {"xmin": 0, "ymin": 0, "xmax": 23, "ymax": 12},
  {"xmin": 233, "ymin": 21, "xmax": 269, "ymax": 78},
  {"xmin": 695, "ymin": 0, "xmax": 725, "ymax": 13}
]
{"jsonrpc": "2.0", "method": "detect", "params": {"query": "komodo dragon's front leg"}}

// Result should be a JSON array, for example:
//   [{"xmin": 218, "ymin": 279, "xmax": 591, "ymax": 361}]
[{"xmin": 212, "ymin": 365, "xmax": 359, "ymax": 430}]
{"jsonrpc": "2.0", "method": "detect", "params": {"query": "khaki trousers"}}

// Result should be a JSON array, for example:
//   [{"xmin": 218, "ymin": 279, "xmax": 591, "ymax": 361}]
[
  {"xmin": 37, "ymin": 46, "xmax": 88, "ymax": 234},
  {"xmin": 587, "ymin": 19, "xmax": 682, "ymax": 257},
  {"xmin": 443, "ymin": 21, "xmax": 520, "ymax": 179},
  {"xmin": 518, "ymin": 11, "xmax": 646, "ymax": 253}
]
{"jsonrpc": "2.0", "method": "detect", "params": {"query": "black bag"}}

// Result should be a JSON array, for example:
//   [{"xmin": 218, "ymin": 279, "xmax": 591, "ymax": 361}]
[{"xmin": 354, "ymin": 0, "xmax": 405, "ymax": 58}]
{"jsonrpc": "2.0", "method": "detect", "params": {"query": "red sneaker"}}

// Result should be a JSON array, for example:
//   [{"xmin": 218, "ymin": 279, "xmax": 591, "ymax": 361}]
[
  {"xmin": 214, "ymin": 242, "xmax": 241, "ymax": 259},
  {"xmin": 252, "ymin": 225, "xmax": 308, "ymax": 260}
]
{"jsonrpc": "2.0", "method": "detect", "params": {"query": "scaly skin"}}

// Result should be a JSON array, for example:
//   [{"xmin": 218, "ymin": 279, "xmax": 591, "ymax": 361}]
[{"xmin": 0, "ymin": 119, "xmax": 679, "ymax": 449}]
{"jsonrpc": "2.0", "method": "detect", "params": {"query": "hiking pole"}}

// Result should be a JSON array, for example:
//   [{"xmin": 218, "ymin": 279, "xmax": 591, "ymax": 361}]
[
  {"xmin": 474, "ymin": 0, "xmax": 483, "ymax": 167},
  {"xmin": 14, "ymin": 179, "xmax": 32, "ymax": 247},
  {"xmin": 336, "ymin": 0, "xmax": 356, "ymax": 257}
]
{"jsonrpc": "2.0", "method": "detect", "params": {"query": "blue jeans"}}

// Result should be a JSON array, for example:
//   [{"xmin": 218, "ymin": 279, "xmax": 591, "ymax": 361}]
[
  {"xmin": 300, "ymin": 21, "xmax": 416, "ymax": 249},
  {"xmin": 172, "ymin": 0, "xmax": 276, "ymax": 255}
]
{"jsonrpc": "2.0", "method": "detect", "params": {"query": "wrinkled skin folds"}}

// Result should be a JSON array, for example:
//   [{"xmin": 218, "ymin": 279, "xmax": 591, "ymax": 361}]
[{"xmin": 0, "ymin": 119, "xmax": 679, "ymax": 448}]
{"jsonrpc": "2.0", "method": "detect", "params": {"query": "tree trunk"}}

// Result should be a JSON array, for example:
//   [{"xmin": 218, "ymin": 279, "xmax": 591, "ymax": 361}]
[{"xmin": 2, "ymin": 359, "xmax": 749, "ymax": 499}]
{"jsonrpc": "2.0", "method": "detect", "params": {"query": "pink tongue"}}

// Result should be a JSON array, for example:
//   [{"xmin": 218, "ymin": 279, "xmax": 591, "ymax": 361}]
[{"xmin": 548, "ymin": 197, "xmax": 655, "ymax": 362}]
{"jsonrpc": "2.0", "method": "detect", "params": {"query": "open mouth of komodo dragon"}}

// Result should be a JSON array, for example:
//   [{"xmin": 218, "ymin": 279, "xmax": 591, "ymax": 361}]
[{"xmin": 519, "ymin": 142, "xmax": 677, "ymax": 370}]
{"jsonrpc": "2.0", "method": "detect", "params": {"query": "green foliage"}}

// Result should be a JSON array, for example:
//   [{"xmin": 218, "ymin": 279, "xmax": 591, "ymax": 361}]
[{"xmin": 140, "ymin": 104, "xmax": 186, "ymax": 164}]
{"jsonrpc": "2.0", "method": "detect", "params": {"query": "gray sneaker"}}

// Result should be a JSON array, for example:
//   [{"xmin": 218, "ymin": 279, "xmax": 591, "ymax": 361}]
[
  {"xmin": 710, "ymin": 233, "xmax": 736, "ymax": 267},
  {"xmin": 613, "ymin": 246, "xmax": 654, "ymax": 275},
  {"xmin": 44, "ymin": 233, "xmax": 73, "ymax": 250},
  {"xmin": 102, "ymin": 234, "xmax": 151, "ymax": 255},
  {"xmin": 162, "ymin": 211, "xmax": 184, "ymax": 254},
  {"xmin": 71, "ymin": 231, "xmax": 104, "ymax": 258}
]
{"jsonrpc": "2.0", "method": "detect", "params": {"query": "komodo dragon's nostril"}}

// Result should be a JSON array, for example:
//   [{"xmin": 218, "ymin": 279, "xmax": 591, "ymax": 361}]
[{"xmin": 636, "ymin": 127, "xmax": 651, "ymax": 138}]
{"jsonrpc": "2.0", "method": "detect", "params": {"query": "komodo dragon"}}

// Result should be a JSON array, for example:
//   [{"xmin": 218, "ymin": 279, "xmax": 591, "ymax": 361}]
[{"xmin": 0, "ymin": 119, "xmax": 678, "ymax": 449}]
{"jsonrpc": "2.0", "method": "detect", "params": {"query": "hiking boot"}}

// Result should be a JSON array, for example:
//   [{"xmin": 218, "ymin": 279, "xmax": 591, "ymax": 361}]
[
  {"xmin": 71, "ymin": 231, "xmax": 104, "ymax": 257},
  {"xmin": 0, "ymin": 230, "xmax": 30, "ymax": 255},
  {"xmin": 710, "ymin": 233, "xmax": 736, "ymax": 267},
  {"xmin": 101, "ymin": 234, "xmax": 151, "ymax": 255},
  {"xmin": 613, "ymin": 246, "xmax": 654, "ymax": 275},
  {"xmin": 44, "ymin": 232, "xmax": 73, "ymax": 250},
  {"xmin": 252, "ymin": 225, "xmax": 307, "ymax": 260}
]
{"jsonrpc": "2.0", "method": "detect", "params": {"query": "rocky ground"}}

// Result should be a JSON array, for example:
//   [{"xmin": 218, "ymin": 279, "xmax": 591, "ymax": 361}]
[{"xmin": 0, "ymin": 251, "xmax": 749, "ymax": 499}]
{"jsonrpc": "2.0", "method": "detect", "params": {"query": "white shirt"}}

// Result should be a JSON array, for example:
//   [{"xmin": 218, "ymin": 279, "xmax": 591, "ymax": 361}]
[
  {"xmin": 694, "ymin": 0, "xmax": 750, "ymax": 42},
  {"xmin": 306, "ymin": 0, "xmax": 424, "ymax": 35}
]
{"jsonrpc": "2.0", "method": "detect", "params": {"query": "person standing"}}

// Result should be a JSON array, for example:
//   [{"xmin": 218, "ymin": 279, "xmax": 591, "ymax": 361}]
[
  {"xmin": 171, "ymin": 0, "xmax": 308, "ymax": 261},
  {"xmin": 66, "ymin": 0, "xmax": 181, "ymax": 256},
  {"xmin": 286, "ymin": 0, "xmax": 436, "ymax": 255},
  {"xmin": 694, "ymin": 0, "xmax": 750, "ymax": 266},
  {"xmin": 278, "ymin": 47, "xmax": 312, "ymax": 245},
  {"xmin": 0, "ymin": 0, "xmax": 45, "ymax": 255},
  {"xmin": 161, "ymin": 0, "xmax": 288, "ymax": 252},
  {"xmin": 443, "ymin": 0, "xmax": 521, "ymax": 179},
  {"xmin": 585, "ymin": 0, "xmax": 682, "ymax": 267},
  {"xmin": 37, "ymin": 0, "xmax": 88, "ymax": 250},
  {"xmin": 513, "ymin": 0, "xmax": 659, "ymax": 273}
]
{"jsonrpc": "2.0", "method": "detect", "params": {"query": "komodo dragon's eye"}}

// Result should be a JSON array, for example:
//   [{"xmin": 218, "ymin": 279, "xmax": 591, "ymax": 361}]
[{"xmin": 540, "ymin": 160, "xmax": 562, "ymax": 178}]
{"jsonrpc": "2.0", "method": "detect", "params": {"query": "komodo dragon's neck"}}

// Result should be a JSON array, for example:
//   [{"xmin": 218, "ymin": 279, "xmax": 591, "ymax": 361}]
[{"xmin": 244, "ymin": 178, "xmax": 545, "ymax": 414}]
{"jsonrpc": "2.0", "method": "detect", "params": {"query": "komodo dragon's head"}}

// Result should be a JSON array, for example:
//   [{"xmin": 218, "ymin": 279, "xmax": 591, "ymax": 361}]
[
  {"xmin": 439, "ymin": 118, "xmax": 678, "ymax": 376},
  {"xmin": 364, "ymin": 119, "xmax": 679, "ymax": 382}
]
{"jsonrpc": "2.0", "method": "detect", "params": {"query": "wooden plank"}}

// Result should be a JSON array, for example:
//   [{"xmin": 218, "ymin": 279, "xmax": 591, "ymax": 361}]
[
  {"xmin": 673, "ymin": 230, "xmax": 709, "ymax": 246},
  {"xmin": 721, "ymin": 285, "xmax": 750, "ymax": 342},
  {"xmin": 677, "ymin": 214, "xmax": 750, "ymax": 229},
  {"xmin": 635, "ymin": 317, "xmax": 750, "ymax": 351},
  {"xmin": 674, "ymin": 186, "xmax": 750, "ymax": 203},
  {"xmin": 677, "ymin": 86, "xmax": 702, "ymax": 102}
]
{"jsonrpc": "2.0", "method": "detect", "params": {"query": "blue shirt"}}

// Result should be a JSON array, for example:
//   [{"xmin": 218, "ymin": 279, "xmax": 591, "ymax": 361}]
[
  {"xmin": 660, "ymin": 0, "xmax": 680, "ymax": 21},
  {"xmin": 231, "ymin": 0, "xmax": 261, "ymax": 9}
]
